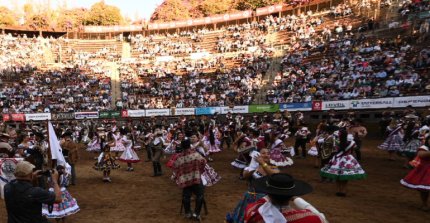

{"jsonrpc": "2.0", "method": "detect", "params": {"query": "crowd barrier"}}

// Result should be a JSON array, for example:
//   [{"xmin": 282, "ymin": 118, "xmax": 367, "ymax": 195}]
[{"xmin": 1, "ymin": 95, "xmax": 429, "ymax": 122}]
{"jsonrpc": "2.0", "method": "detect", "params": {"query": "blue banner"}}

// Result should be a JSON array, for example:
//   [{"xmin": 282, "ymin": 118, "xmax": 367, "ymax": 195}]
[
  {"xmin": 279, "ymin": 102, "xmax": 312, "ymax": 111},
  {"xmin": 195, "ymin": 107, "xmax": 221, "ymax": 115}
]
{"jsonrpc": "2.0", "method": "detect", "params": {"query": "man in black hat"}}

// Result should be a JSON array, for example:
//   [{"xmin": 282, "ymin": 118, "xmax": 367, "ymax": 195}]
[{"xmin": 245, "ymin": 173, "xmax": 327, "ymax": 223}]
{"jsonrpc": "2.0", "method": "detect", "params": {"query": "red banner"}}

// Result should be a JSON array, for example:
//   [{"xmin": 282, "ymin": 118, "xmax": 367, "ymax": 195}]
[
  {"xmin": 312, "ymin": 101, "xmax": 322, "ymax": 111},
  {"xmin": 2, "ymin": 114, "xmax": 10, "ymax": 122},
  {"xmin": 10, "ymin": 114, "xmax": 25, "ymax": 122}
]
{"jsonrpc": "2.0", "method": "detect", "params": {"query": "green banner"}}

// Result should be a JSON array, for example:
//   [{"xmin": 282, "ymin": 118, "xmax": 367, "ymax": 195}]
[
  {"xmin": 249, "ymin": 104, "xmax": 280, "ymax": 113},
  {"xmin": 99, "ymin": 111, "xmax": 121, "ymax": 119}
]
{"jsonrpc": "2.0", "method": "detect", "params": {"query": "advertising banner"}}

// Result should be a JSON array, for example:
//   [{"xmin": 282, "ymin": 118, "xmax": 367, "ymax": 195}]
[
  {"xmin": 220, "ymin": 106, "xmax": 249, "ymax": 114},
  {"xmin": 52, "ymin": 112, "xmax": 75, "ymax": 120},
  {"xmin": 74, "ymin": 112, "xmax": 98, "ymax": 119},
  {"xmin": 99, "ymin": 111, "xmax": 121, "ymax": 119},
  {"xmin": 24, "ymin": 113, "xmax": 51, "ymax": 121},
  {"xmin": 145, "ymin": 109, "xmax": 170, "ymax": 117},
  {"xmin": 173, "ymin": 108, "xmax": 195, "ymax": 116},
  {"xmin": 10, "ymin": 114, "xmax": 25, "ymax": 122},
  {"xmin": 393, "ymin": 96, "xmax": 430, "ymax": 108},
  {"xmin": 122, "ymin": 110, "xmax": 146, "ymax": 118},
  {"xmin": 312, "ymin": 101, "xmax": 322, "ymax": 111},
  {"xmin": 321, "ymin": 100, "xmax": 351, "ymax": 110},
  {"xmin": 195, "ymin": 107, "xmax": 221, "ymax": 115},
  {"xmin": 256, "ymin": 4, "xmax": 284, "ymax": 16},
  {"xmin": 2, "ymin": 114, "xmax": 10, "ymax": 122},
  {"xmin": 248, "ymin": 104, "xmax": 280, "ymax": 113},
  {"xmin": 350, "ymin": 98, "xmax": 394, "ymax": 109},
  {"xmin": 279, "ymin": 102, "xmax": 312, "ymax": 111}
]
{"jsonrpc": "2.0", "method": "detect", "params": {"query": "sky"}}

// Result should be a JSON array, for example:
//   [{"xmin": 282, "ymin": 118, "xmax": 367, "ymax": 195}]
[{"xmin": 0, "ymin": 0, "xmax": 165, "ymax": 20}]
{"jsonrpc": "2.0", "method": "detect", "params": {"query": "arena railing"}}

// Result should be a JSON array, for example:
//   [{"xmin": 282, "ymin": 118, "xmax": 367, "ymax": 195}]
[{"xmin": 2, "ymin": 95, "xmax": 429, "ymax": 122}]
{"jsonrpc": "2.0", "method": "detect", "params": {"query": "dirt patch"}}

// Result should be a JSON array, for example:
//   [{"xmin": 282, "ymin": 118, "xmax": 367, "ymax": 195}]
[{"xmin": 1, "ymin": 139, "xmax": 428, "ymax": 222}]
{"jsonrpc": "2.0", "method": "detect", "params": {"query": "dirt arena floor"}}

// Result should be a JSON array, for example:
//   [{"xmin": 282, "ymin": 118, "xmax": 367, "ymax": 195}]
[{"xmin": 1, "ymin": 138, "xmax": 429, "ymax": 223}]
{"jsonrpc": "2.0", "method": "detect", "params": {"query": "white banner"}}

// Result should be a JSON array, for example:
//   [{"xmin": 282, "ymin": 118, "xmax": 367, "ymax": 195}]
[
  {"xmin": 220, "ymin": 106, "xmax": 249, "ymax": 114},
  {"xmin": 190, "ymin": 52, "xmax": 210, "ymax": 60},
  {"xmin": 350, "ymin": 98, "xmax": 394, "ymax": 109},
  {"xmin": 173, "ymin": 108, "xmax": 195, "ymax": 116},
  {"xmin": 25, "ymin": 113, "xmax": 51, "ymax": 121},
  {"xmin": 322, "ymin": 100, "xmax": 351, "ymax": 110},
  {"xmin": 393, "ymin": 96, "xmax": 430, "ymax": 108},
  {"xmin": 74, "ymin": 112, "xmax": 98, "ymax": 119},
  {"xmin": 145, "ymin": 109, "xmax": 170, "ymax": 117},
  {"xmin": 125, "ymin": 110, "xmax": 146, "ymax": 117}
]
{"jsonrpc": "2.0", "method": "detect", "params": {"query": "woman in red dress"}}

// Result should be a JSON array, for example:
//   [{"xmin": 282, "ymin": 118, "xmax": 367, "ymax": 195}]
[{"xmin": 400, "ymin": 135, "xmax": 430, "ymax": 211}]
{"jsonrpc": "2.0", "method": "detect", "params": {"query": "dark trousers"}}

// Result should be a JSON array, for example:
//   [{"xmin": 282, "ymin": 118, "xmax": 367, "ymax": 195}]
[
  {"xmin": 355, "ymin": 138, "xmax": 362, "ymax": 161},
  {"xmin": 70, "ymin": 163, "xmax": 76, "ymax": 185},
  {"xmin": 294, "ymin": 139, "xmax": 307, "ymax": 157},
  {"xmin": 182, "ymin": 182, "xmax": 205, "ymax": 215}
]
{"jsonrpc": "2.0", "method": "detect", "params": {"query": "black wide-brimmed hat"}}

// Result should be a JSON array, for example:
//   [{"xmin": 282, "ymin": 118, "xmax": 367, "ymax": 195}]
[{"xmin": 253, "ymin": 173, "xmax": 313, "ymax": 196}]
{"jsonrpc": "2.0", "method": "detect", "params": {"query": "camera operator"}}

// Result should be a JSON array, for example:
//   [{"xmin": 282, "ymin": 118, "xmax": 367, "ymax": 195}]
[{"xmin": 4, "ymin": 161, "xmax": 62, "ymax": 223}]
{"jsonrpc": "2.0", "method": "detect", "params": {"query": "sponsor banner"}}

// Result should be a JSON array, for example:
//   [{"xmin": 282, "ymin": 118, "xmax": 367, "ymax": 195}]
[
  {"xmin": 122, "ymin": 110, "xmax": 146, "ymax": 118},
  {"xmin": 312, "ymin": 101, "xmax": 322, "ymax": 111},
  {"xmin": 10, "ymin": 114, "xmax": 25, "ymax": 122},
  {"xmin": 220, "ymin": 106, "xmax": 249, "ymax": 114},
  {"xmin": 148, "ymin": 10, "xmax": 252, "ymax": 30},
  {"xmin": 74, "ymin": 112, "xmax": 98, "ymax": 120},
  {"xmin": 249, "ymin": 104, "xmax": 280, "ymax": 113},
  {"xmin": 52, "ymin": 112, "xmax": 75, "ymax": 120},
  {"xmin": 24, "ymin": 113, "xmax": 51, "ymax": 121},
  {"xmin": 322, "ymin": 100, "xmax": 351, "ymax": 110},
  {"xmin": 195, "ymin": 107, "xmax": 221, "ymax": 115},
  {"xmin": 173, "ymin": 108, "xmax": 195, "ymax": 116},
  {"xmin": 145, "ymin": 109, "xmax": 170, "ymax": 117},
  {"xmin": 350, "ymin": 98, "xmax": 394, "ymax": 109},
  {"xmin": 2, "ymin": 114, "xmax": 10, "ymax": 122},
  {"xmin": 99, "ymin": 111, "xmax": 121, "ymax": 119},
  {"xmin": 256, "ymin": 4, "xmax": 284, "ymax": 16},
  {"xmin": 279, "ymin": 102, "xmax": 312, "ymax": 111},
  {"xmin": 393, "ymin": 96, "xmax": 430, "ymax": 108}
]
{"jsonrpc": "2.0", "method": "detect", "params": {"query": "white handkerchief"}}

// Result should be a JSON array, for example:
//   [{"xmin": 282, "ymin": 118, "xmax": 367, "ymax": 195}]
[{"xmin": 258, "ymin": 201, "xmax": 287, "ymax": 223}]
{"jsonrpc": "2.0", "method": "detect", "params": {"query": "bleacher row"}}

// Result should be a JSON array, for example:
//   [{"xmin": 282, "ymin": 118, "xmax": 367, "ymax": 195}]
[{"xmin": 0, "ymin": 1, "xmax": 429, "ymax": 114}]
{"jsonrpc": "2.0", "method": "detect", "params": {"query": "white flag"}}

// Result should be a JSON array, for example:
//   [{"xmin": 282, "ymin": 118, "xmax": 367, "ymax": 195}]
[{"xmin": 48, "ymin": 122, "xmax": 71, "ymax": 173}]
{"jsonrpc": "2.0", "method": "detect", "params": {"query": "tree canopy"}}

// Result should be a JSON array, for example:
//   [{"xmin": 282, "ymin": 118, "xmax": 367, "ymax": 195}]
[
  {"xmin": 84, "ymin": 2, "xmax": 123, "ymax": 25},
  {"xmin": 0, "ymin": 6, "xmax": 16, "ymax": 26}
]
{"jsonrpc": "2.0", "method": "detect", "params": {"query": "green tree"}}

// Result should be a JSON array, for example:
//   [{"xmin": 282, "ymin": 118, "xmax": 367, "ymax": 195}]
[
  {"xmin": 200, "ymin": 0, "xmax": 234, "ymax": 16},
  {"xmin": 84, "ymin": 1, "xmax": 123, "ymax": 25},
  {"xmin": 0, "ymin": 6, "xmax": 16, "ymax": 26}
]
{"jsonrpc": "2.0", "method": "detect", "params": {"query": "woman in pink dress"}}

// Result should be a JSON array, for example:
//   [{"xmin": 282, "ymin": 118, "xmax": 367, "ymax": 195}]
[{"xmin": 401, "ymin": 136, "xmax": 430, "ymax": 211}]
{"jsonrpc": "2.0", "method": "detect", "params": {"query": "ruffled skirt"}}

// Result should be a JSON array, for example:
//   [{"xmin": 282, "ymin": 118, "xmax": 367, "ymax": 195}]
[
  {"xmin": 320, "ymin": 154, "xmax": 367, "ymax": 180},
  {"xmin": 401, "ymin": 162, "xmax": 430, "ymax": 190},
  {"xmin": 42, "ymin": 188, "xmax": 80, "ymax": 218},
  {"xmin": 201, "ymin": 164, "xmax": 221, "ymax": 187},
  {"xmin": 378, "ymin": 134, "xmax": 404, "ymax": 152},
  {"xmin": 119, "ymin": 147, "xmax": 140, "ymax": 163},
  {"xmin": 93, "ymin": 152, "xmax": 120, "ymax": 171}
]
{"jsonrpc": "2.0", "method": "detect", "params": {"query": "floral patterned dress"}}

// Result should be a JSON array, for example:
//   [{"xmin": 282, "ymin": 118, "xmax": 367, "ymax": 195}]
[{"xmin": 320, "ymin": 140, "xmax": 367, "ymax": 180}]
